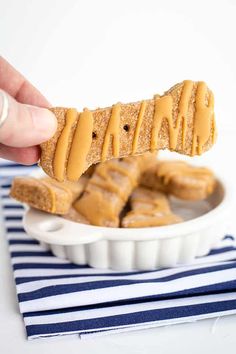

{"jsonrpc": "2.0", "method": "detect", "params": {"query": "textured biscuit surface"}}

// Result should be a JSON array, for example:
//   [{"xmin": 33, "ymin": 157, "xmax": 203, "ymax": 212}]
[
  {"xmin": 141, "ymin": 160, "xmax": 216, "ymax": 200},
  {"xmin": 40, "ymin": 80, "xmax": 216, "ymax": 181},
  {"xmin": 10, "ymin": 176, "xmax": 87, "ymax": 214}
]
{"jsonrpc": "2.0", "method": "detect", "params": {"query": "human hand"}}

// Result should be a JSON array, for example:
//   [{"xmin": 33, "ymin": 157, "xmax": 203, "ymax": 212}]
[{"xmin": 0, "ymin": 57, "xmax": 57, "ymax": 165}]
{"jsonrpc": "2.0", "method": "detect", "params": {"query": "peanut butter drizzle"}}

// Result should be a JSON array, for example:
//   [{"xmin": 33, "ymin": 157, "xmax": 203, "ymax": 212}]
[
  {"xmin": 67, "ymin": 108, "xmax": 93, "ymax": 181},
  {"xmin": 156, "ymin": 161, "xmax": 213, "ymax": 185},
  {"xmin": 90, "ymin": 160, "xmax": 137, "ymax": 199},
  {"xmin": 74, "ymin": 190, "xmax": 119, "ymax": 227},
  {"xmin": 123, "ymin": 188, "xmax": 182, "ymax": 228},
  {"xmin": 74, "ymin": 158, "xmax": 142, "ymax": 226},
  {"xmin": 132, "ymin": 197, "xmax": 170, "ymax": 212},
  {"xmin": 53, "ymin": 109, "xmax": 78, "ymax": 181},
  {"xmin": 151, "ymin": 80, "xmax": 193, "ymax": 152},
  {"xmin": 191, "ymin": 82, "xmax": 216, "ymax": 155},
  {"xmin": 89, "ymin": 178, "xmax": 124, "ymax": 198},
  {"xmin": 101, "ymin": 103, "xmax": 121, "ymax": 161},
  {"xmin": 150, "ymin": 80, "xmax": 215, "ymax": 155},
  {"xmin": 124, "ymin": 211, "xmax": 182, "ymax": 228},
  {"xmin": 97, "ymin": 160, "xmax": 137, "ymax": 186},
  {"xmin": 42, "ymin": 177, "xmax": 72, "ymax": 196},
  {"xmin": 151, "ymin": 95, "xmax": 172, "ymax": 152},
  {"xmin": 131, "ymin": 189, "xmax": 170, "ymax": 212},
  {"xmin": 132, "ymin": 100, "xmax": 147, "ymax": 154}
]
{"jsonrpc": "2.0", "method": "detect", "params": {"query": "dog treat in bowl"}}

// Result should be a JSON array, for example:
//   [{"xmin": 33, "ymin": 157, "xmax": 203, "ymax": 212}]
[
  {"xmin": 40, "ymin": 80, "xmax": 216, "ymax": 182},
  {"xmin": 10, "ymin": 157, "xmax": 216, "ymax": 228},
  {"xmin": 141, "ymin": 160, "xmax": 216, "ymax": 201},
  {"xmin": 73, "ymin": 154, "xmax": 154, "ymax": 227},
  {"xmin": 122, "ymin": 187, "xmax": 182, "ymax": 228},
  {"xmin": 10, "ymin": 176, "xmax": 87, "ymax": 214}
]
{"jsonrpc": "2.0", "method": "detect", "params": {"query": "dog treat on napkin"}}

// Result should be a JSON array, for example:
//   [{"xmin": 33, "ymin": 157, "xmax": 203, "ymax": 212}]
[
  {"xmin": 73, "ymin": 155, "xmax": 152, "ymax": 227},
  {"xmin": 121, "ymin": 186, "xmax": 182, "ymax": 228},
  {"xmin": 141, "ymin": 160, "xmax": 216, "ymax": 200},
  {"xmin": 10, "ymin": 176, "xmax": 87, "ymax": 214},
  {"xmin": 40, "ymin": 80, "xmax": 216, "ymax": 182}
]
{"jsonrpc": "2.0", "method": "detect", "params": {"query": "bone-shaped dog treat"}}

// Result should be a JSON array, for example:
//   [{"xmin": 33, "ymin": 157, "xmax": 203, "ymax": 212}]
[
  {"xmin": 40, "ymin": 80, "xmax": 216, "ymax": 181},
  {"xmin": 73, "ymin": 155, "xmax": 153, "ymax": 227},
  {"xmin": 141, "ymin": 160, "xmax": 216, "ymax": 200},
  {"xmin": 10, "ymin": 176, "xmax": 87, "ymax": 214},
  {"xmin": 121, "ymin": 187, "xmax": 182, "ymax": 228}
]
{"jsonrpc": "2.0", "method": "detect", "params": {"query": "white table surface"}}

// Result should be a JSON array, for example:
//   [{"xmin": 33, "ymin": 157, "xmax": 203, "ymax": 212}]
[{"xmin": 1, "ymin": 0, "xmax": 236, "ymax": 352}]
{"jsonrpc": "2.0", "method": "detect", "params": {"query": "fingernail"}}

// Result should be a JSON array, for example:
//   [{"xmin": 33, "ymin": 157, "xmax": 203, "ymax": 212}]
[
  {"xmin": 0, "ymin": 90, "xmax": 9, "ymax": 129},
  {"xmin": 29, "ymin": 106, "xmax": 57, "ymax": 140}
]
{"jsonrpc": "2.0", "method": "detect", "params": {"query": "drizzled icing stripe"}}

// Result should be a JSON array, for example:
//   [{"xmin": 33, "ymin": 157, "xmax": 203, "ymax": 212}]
[
  {"xmin": 191, "ymin": 82, "xmax": 215, "ymax": 155},
  {"xmin": 155, "ymin": 161, "xmax": 214, "ymax": 185},
  {"xmin": 67, "ymin": 109, "xmax": 93, "ymax": 181},
  {"xmin": 42, "ymin": 178, "xmax": 72, "ymax": 196},
  {"xmin": 101, "ymin": 103, "xmax": 121, "ymax": 161},
  {"xmin": 151, "ymin": 95, "xmax": 172, "ymax": 152},
  {"xmin": 176, "ymin": 80, "xmax": 193, "ymax": 149},
  {"xmin": 150, "ymin": 80, "xmax": 215, "ymax": 155},
  {"xmin": 151, "ymin": 80, "xmax": 193, "ymax": 152},
  {"xmin": 132, "ymin": 101, "xmax": 147, "ymax": 154},
  {"xmin": 92, "ymin": 160, "xmax": 138, "ymax": 200},
  {"xmin": 53, "ymin": 109, "xmax": 78, "ymax": 181}
]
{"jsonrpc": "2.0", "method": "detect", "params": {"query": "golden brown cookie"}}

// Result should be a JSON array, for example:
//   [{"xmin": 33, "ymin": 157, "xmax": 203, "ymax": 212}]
[
  {"xmin": 141, "ymin": 160, "xmax": 216, "ymax": 200},
  {"xmin": 40, "ymin": 80, "xmax": 216, "ymax": 182},
  {"xmin": 10, "ymin": 176, "xmax": 87, "ymax": 214},
  {"xmin": 121, "ymin": 187, "xmax": 182, "ymax": 228},
  {"xmin": 73, "ymin": 155, "xmax": 153, "ymax": 227}
]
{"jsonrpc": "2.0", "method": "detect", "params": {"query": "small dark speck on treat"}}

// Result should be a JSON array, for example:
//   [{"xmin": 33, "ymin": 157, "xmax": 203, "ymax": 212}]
[
  {"xmin": 92, "ymin": 131, "xmax": 97, "ymax": 139},
  {"xmin": 123, "ymin": 124, "xmax": 130, "ymax": 132}
]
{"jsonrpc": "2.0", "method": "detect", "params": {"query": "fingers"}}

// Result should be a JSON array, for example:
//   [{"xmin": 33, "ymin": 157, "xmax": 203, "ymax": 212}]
[
  {"xmin": 0, "ymin": 90, "xmax": 57, "ymax": 147},
  {"xmin": 0, "ymin": 144, "xmax": 40, "ymax": 165},
  {"xmin": 15, "ymin": 80, "xmax": 51, "ymax": 107},
  {"xmin": 0, "ymin": 57, "xmax": 54, "ymax": 166},
  {"xmin": 0, "ymin": 56, "xmax": 50, "ymax": 107}
]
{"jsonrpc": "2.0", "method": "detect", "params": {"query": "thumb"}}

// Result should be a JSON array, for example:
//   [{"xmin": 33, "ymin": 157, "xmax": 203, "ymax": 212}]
[{"xmin": 0, "ymin": 89, "xmax": 57, "ymax": 147}]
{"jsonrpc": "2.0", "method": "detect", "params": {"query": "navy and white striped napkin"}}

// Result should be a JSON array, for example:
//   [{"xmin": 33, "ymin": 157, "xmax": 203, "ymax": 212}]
[{"xmin": 1, "ymin": 161, "xmax": 236, "ymax": 340}]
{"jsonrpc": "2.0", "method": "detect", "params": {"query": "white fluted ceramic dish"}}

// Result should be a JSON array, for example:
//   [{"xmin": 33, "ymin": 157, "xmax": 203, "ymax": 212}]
[{"xmin": 23, "ymin": 173, "xmax": 231, "ymax": 270}]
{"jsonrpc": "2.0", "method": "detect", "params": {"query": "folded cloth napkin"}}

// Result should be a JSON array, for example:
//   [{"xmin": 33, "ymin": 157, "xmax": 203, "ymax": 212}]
[{"xmin": 1, "ymin": 161, "xmax": 236, "ymax": 340}]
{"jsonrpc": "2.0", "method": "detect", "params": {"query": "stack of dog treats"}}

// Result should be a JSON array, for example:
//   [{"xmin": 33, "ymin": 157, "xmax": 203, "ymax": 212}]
[{"xmin": 10, "ymin": 154, "xmax": 216, "ymax": 228}]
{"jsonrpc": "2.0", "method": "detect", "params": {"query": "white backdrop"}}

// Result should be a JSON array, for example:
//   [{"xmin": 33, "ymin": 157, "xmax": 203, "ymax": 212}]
[
  {"xmin": 0, "ymin": 0, "xmax": 236, "ymax": 128},
  {"xmin": 1, "ymin": 0, "xmax": 236, "ymax": 170},
  {"xmin": 0, "ymin": 1, "xmax": 236, "ymax": 353}
]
